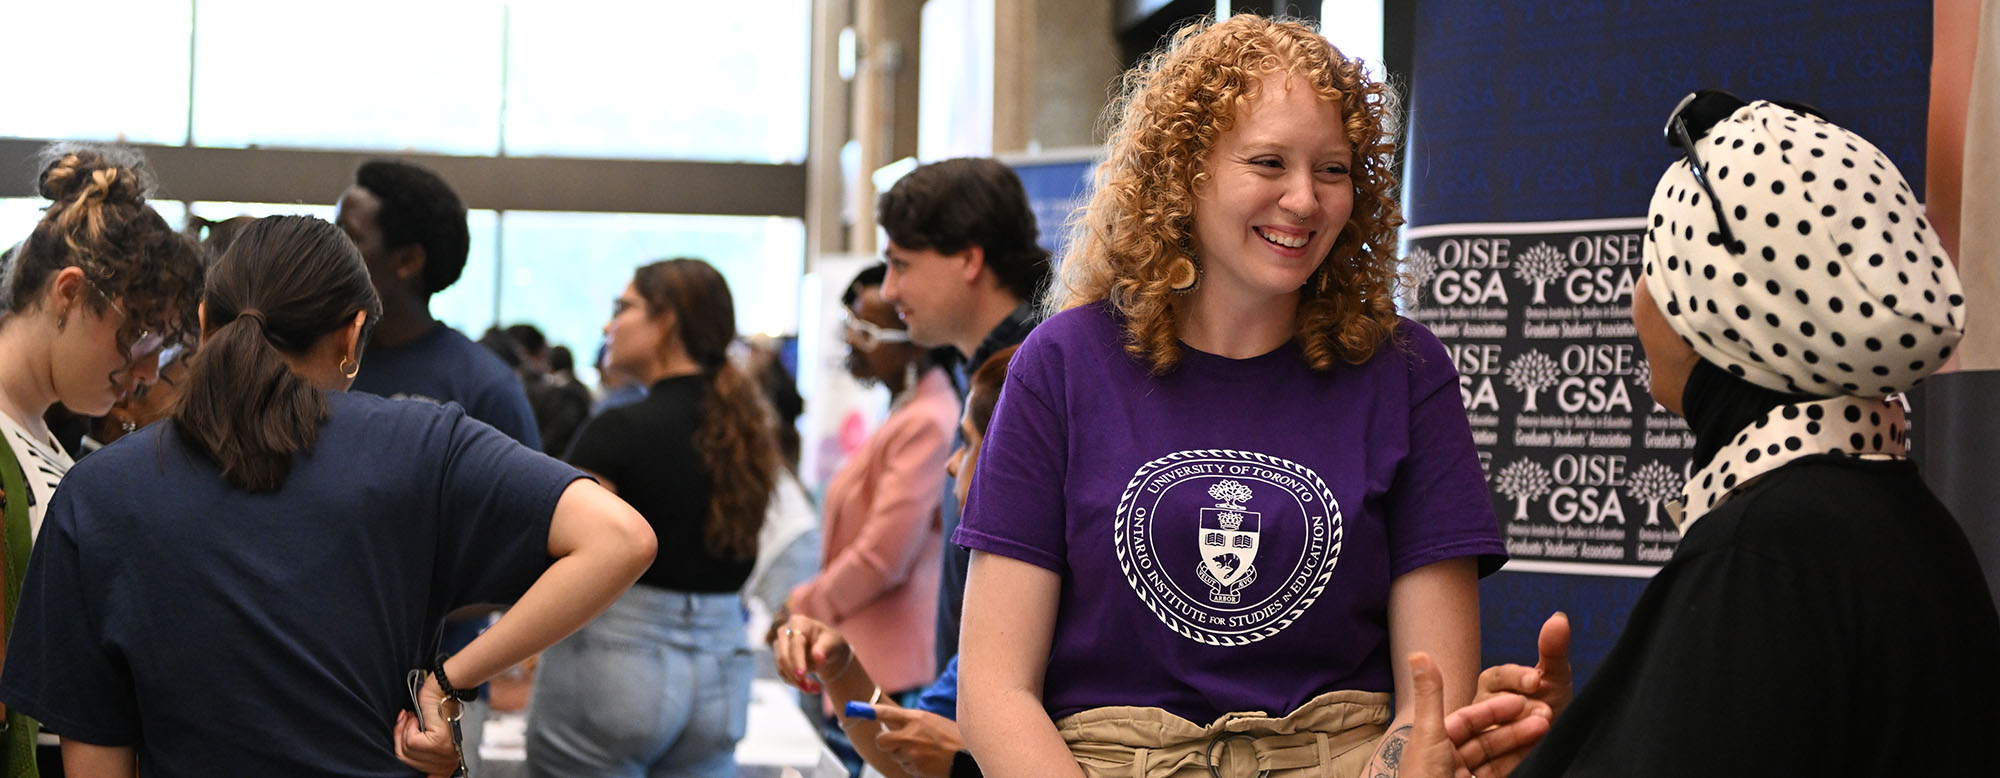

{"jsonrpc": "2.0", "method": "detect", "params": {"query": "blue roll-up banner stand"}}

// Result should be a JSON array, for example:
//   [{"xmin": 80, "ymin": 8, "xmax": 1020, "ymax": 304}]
[
  {"xmin": 1406, "ymin": 0, "xmax": 1932, "ymax": 683},
  {"xmin": 1002, "ymin": 147, "xmax": 1100, "ymax": 262}
]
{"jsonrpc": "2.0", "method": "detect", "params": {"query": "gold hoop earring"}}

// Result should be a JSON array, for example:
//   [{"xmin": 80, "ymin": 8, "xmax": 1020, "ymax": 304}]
[
  {"xmin": 1168, "ymin": 253, "xmax": 1201, "ymax": 294},
  {"xmin": 339, "ymin": 357, "xmax": 359, "ymax": 379}
]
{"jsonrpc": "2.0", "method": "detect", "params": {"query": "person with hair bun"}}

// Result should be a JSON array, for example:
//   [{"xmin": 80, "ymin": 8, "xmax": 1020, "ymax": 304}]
[
  {"xmin": 953, "ymin": 15, "xmax": 1504, "ymax": 777},
  {"xmin": 0, "ymin": 144, "xmax": 205, "ymax": 775},
  {"xmin": 0, "ymin": 215, "xmax": 656, "ymax": 778},
  {"xmin": 526, "ymin": 258, "xmax": 780, "ymax": 778}
]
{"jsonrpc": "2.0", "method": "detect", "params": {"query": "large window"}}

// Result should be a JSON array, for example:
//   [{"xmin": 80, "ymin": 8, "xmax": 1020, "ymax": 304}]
[
  {"xmin": 0, "ymin": 1, "xmax": 192, "ymax": 146},
  {"xmin": 3, "ymin": 1, "xmax": 809, "ymax": 162},
  {"xmin": 504, "ymin": 2, "xmax": 811, "ymax": 162},
  {"xmin": 192, "ymin": 1, "xmax": 505, "ymax": 154},
  {"xmin": 496, "ymin": 211, "xmax": 805, "ymax": 381},
  {"xmin": 1, "ymin": 0, "xmax": 810, "ymax": 376}
]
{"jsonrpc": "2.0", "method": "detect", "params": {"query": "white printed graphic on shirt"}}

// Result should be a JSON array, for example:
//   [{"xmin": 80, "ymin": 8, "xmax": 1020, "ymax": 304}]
[
  {"xmin": 1196, "ymin": 480, "xmax": 1259, "ymax": 604},
  {"xmin": 1116, "ymin": 450, "xmax": 1341, "ymax": 646}
]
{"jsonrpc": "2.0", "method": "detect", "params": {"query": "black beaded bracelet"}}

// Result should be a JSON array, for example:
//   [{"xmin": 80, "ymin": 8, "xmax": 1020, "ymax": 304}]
[{"xmin": 433, "ymin": 654, "xmax": 478, "ymax": 703}]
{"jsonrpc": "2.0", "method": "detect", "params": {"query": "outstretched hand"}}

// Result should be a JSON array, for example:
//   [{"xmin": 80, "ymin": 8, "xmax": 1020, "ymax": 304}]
[
  {"xmin": 1474, "ymin": 612, "xmax": 1572, "ymax": 717},
  {"xmin": 1401, "ymin": 653, "xmax": 1556, "ymax": 778}
]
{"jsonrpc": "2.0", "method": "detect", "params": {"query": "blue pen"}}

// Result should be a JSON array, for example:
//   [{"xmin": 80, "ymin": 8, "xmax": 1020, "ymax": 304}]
[{"xmin": 843, "ymin": 701, "xmax": 878, "ymax": 720}]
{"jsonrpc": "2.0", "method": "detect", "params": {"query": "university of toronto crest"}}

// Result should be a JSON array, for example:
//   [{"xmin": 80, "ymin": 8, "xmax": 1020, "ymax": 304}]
[
  {"xmin": 1113, "ymin": 449, "xmax": 1343, "ymax": 646},
  {"xmin": 1197, "ymin": 480, "xmax": 1260, "ymax": 603}
]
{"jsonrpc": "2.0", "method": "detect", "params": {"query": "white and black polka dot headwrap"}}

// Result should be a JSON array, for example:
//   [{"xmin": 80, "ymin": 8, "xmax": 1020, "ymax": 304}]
[{"xmin": 1642, "ymin": 99, "xmax": 1966, "ymax": 397}]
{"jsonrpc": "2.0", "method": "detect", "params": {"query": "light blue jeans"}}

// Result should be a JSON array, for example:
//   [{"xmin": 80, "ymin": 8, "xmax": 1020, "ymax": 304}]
[{"xmin": 525, "ymin": 587, "xmax": 751, "ymax": 778}]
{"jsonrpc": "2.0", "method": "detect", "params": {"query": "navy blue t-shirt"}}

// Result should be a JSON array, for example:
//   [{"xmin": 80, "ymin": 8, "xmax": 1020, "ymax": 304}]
[
  {"xmin": 351, "ymin": 323, "xmax": 542, "ymax": 451},
  {"xmin": 0, "ymin": 391, "xmax": 582, "ymax": 777}
]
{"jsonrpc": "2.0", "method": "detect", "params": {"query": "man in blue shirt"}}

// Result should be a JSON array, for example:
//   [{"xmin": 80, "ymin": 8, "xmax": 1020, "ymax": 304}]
[{"xmin": 335, "ymin": 159, "xmax": 539, "ymax": 450}]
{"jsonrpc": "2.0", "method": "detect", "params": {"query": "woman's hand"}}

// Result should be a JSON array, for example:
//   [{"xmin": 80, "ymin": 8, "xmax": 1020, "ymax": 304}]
[
  {"xmin": 1397, "ymin": 653, "xmax": 1554, "ymax": 778},
  {"xmin": 772, "ymin": 613, "xmax": 854, "ymax": 694},
  {"xmin": 1459, "ymin": 612, "xmax": 1571, "ymax": 775},
  {"xmin": 393, "ymin": 674, "xmax": 462, "ymax": 778}
]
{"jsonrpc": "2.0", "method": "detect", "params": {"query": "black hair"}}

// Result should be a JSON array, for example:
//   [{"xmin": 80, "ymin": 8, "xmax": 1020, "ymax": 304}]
[
  {"xmin": 842, "ymin": 263, "xmax": 888, "ymax": 308},
  {"xmin": 173, "ymin": 216, "xmax": 382, "ymax": 491},
  {"xmin": 506, "ymin": 323, "xmax": 548, "ymax": 355},
  {"xmin": 479, "ymin": 326, "xmax": 523, "ymax": 369},
  {"xmin": 549, "ymin": 344, "xmax": 576, "ymax": 374},
  {"xmin": 353, "ymin": 159, "xmax": 470, "ymax": 296},
  {"xmin": 877, "ymin": 158, "xmax": 1052, "ymax": 301}
]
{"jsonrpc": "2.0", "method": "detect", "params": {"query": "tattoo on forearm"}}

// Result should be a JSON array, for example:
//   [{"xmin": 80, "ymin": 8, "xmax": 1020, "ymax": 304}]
[{"xmin": 1372, "ymin": 724, "xmax": 1412, "ymax": 778}]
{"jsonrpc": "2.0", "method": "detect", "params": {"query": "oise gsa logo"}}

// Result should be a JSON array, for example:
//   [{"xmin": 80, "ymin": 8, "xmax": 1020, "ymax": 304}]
[{"xmin": 1114, "ymin": 449, "xmax": 1341, "ymax": 646}]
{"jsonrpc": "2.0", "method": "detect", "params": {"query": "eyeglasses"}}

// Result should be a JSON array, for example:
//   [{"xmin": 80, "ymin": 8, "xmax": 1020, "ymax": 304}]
[
  {"xmin": 90, "ymin": 282, "xmax": 166, "ymax": 360},
  {"xmin": 841, "ymin": 313, "xmax": 911, "ymax": 351},
  {"xmin": 1664, "ymin": 90, "xmax": 1832, "ymax": 258}
]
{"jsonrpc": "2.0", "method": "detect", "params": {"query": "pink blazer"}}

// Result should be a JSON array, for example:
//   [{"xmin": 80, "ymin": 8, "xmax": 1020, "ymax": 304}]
[{"xmin": 790, "ymin": 367, "xmax": 957, "ymax": 693}]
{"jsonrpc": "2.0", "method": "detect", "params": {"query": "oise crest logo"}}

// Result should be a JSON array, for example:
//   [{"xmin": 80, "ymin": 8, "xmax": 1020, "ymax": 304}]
[
  {"xmin": 1197, "ymin": 480, "xmax": 1259, "ymax": 603},
  {"xmin": 1115, "ymin": 450, "xmax": 1341, "ymax": 646}
]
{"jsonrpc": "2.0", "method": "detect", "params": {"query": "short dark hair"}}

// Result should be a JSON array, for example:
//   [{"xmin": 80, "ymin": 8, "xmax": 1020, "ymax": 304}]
[
  {"xmin": 841, "ymin": 263, "xmax": 887, "ymax": 308},
  {"xmin": 478, "ymin": 326, "xmax": 523, "ymax": 368},
  {"xmin": 878, "ymin": 158, "xmax": 1051, "ymax": 301},
  {"xmin": 354, "ymin": 159, "xmax": 470, "ymax": 296},
  {"xmin": 549, "ymin": 345, "xmax": 576, "ymax": 374},
  {"xmin": 506, "ymin": 323, "xmax": 548, "ymax": 355}
]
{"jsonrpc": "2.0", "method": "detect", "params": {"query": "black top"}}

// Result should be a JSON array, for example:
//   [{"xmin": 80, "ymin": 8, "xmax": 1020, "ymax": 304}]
[
  {"xmin": 566, "ymin": 375, "xmax": 753, "ymax": 592},
  {"xmin": 1514, "ymin": 455, "xmax": 2000, "ymax": 776},
  {"xmin": 0, "ymin": 392, "xmax": 580, "ymax": 777}
]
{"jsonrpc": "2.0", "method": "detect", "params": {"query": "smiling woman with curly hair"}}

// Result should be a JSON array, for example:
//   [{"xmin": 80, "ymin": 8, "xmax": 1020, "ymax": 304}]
[
  {"xmin": 955, "ymin": 15, "xmax": 1505, "ymax": 778},
  {"xmin": 1048, "ymin": 13, "xmax": 1404, "ymax": 373}
]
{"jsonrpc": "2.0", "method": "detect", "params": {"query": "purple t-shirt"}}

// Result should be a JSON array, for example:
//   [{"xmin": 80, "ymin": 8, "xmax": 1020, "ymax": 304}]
[{"xmin": 955, "ymin": 304, "xmax": 1504, "ymax": 723}]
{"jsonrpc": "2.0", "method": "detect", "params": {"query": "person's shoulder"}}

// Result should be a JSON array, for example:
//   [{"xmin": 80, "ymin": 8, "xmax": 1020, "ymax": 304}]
[
  {"xmin": 1385, "ymin": 317, "xmax": 1451, "ymax": 365},
  {"xmin": 64, "ymin": 424, "xmax": 171, "ymax": 484},
  {"xmin": 431, "ymin": 328, "xmax": 525, "ymax": 387},
  {"xmin": 326, "ymin": 390, "xmax": 472, "ymax": 443},
  {"xmin": 1015, "ymin": 302, "xmax": 1126, "ymax": 367},
  {"xmin": 1030, "ymin": 302, "xmax": 1120, "ymax": 344},
  {"xmin": 570, "ymin": 396, "xmax": 659, "ymax": 449},
  {"xmin": 1344, "ymin": 316, "xmax": 1455, "ymax": 387}
]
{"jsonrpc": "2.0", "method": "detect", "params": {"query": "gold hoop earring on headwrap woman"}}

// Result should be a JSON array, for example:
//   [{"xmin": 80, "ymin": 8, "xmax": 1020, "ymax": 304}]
[{"xmin": 339, "ymin": 357, "xmax": 359, "ymax": 379}]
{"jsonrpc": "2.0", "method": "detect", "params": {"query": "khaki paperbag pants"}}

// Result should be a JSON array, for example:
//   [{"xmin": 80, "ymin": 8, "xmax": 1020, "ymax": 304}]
[{"xmin": 1055, "ymin": 690, "xmax": 1392, "ymax": 778}]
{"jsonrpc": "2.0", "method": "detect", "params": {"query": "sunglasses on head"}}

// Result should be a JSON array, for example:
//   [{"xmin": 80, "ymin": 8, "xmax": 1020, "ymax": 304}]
[{"xmin": 1662, "ymin": 89, "xmax": 1830, "ymax": 257}]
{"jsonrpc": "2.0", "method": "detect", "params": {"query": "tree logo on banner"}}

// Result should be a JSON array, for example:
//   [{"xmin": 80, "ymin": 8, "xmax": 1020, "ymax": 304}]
[
  {"xmin": 1401, "ymin": 246, "xmax": 1439, "ymax": 310},
  {"xmin": 1494, "ymin": 458, "xmax": 1554, "ymax": 521},
  {"xmin": 1513, "ymin": 242, "xmax": 1568, "ymax": 305},
  {"xmin": 1504, "ymin": 350, "xmax": 1560, "ymax": 412},
  {"xmin": 1625, "ymin": 460, "xmax": 1684, "ymax": 526}
]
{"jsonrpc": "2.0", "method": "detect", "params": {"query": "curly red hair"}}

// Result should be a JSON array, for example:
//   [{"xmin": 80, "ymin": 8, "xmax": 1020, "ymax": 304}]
[{"xmin": 1046, "ymin": 14, "xmax": 1405, "ymax": 373}]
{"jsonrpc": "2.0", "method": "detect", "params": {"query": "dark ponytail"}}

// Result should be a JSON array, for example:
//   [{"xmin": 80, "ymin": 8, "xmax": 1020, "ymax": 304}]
[
  {"xmin": 632, "ymin": 258, "xmax": 777, "ymax": 561},
  {"xmin": 173, "ymin": 216, "xmax": 381, "ymax": 492}
]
